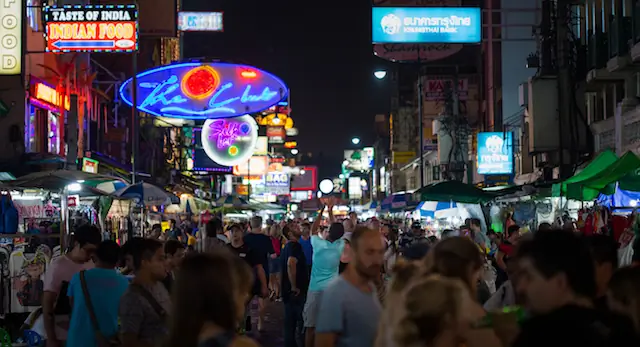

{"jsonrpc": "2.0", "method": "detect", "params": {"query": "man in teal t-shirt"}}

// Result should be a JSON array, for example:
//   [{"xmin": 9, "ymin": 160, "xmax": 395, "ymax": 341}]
[
  {"xmin": 303, "ymin": 222, "xmax": 345, "ymax": 346},
  {"xmin": 67, "ymin": 241, "xmax": 129, "ymax": 347}
]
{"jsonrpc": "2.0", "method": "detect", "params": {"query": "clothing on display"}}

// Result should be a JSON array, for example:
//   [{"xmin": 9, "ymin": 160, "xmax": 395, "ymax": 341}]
[{"xmin": 9, "ymin": 247, "xmax": 49, "ymax": 313}]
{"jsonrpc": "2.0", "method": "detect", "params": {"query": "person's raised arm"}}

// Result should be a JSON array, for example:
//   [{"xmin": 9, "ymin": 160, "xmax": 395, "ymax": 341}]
[
  {"xmin": 327, "ymin": 198, "xmax": 336, "ymax": 223},
  {"xmin": 311, "ymin": 205, "xmax": 326, "ymax": 235}
]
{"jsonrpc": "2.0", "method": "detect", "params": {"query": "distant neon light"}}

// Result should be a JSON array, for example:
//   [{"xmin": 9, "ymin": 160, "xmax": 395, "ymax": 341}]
[
  {"xmin": 201, "ymin": 115, "xmax": 258, "ymax": 166},
  {"xmin": 119, "ymin": 62, "xmax": 288, "ymax": 120}
]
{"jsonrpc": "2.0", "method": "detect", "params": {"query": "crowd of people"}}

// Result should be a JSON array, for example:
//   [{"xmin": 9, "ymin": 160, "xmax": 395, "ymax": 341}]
[{"xmin": 30, "ymin": 196, "xmax": 640, "ymax": 347}]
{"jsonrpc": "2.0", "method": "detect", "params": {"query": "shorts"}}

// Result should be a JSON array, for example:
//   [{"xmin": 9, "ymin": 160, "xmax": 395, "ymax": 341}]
[
  {"xmin": 303, "ymin": 290, "xmax": 323, "ymax": 328},
  {"xmin": 269, "ymin": 256, "xmax": 281, "ymax": 273}
]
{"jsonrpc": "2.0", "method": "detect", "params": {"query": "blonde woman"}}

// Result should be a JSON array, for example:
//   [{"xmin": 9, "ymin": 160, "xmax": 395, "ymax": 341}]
[
  {"xmin": 268, "ymin": 225, "xmax": 283, "ymax": 300},
  {"xmin": 391, "ymin": 275, "xmax": 474, "ymax": 347}
]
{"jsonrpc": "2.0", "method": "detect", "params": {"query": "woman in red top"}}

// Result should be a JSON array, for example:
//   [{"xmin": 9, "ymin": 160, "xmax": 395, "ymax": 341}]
[
  {"xmin": 496, "ymin": 225, "xmax": 520, "ymax": 287},
  {"xmin": 268, "ymin": 225, "xmax": 283, "ymax": 300}
]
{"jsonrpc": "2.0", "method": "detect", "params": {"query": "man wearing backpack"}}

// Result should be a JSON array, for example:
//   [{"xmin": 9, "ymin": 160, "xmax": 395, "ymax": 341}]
[{"xmin": 67, "ymin": 241, "xmax": 129, "ymax": 347}]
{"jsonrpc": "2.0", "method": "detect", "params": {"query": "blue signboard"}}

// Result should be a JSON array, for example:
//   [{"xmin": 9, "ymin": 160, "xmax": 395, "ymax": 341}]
[
  {"xmin": 477, "ymin": 132, "xmax": 513, "ymax": 175},
  {"xmin": 372, "ymin": 7, "xmax": 481, "ymax": 44},
  {"xmin": 119, "ymin": 62, "xmax": 288, "ymax": 119}
]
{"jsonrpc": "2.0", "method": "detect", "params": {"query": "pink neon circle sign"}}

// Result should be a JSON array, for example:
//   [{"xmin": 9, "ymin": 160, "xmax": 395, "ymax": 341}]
[{"xmin": 201, "ymin": 115, "xmax": 259, "ymax": 166}]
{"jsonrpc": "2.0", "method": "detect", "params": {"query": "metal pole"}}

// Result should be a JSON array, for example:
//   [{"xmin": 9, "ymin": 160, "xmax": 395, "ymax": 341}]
[
  {"xmin": 556, "ymin": 0, "xmax": 570, "ymax": 179},
  {"xmin": 417, "ymin": 49, "xmax": 425, "ymax": 188},
  {"xmin": 131, "ymin": 51, "xmax": 138, "ymax": 184}
]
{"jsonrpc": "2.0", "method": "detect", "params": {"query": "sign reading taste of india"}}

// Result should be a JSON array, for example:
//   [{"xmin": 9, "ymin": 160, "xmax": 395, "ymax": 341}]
[
  {"xmin": 119, "ymin": 62, "xmax": 288, "ymax": 120},
  {"xmin": 44, "ymin": 4, "xmax": 138, "ymax": 53}
]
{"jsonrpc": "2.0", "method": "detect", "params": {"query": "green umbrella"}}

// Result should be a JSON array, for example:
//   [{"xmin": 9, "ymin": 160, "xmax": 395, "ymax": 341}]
[{"xmin": 415, "ymin": 180, "xmax": 496, "ymax": 204}]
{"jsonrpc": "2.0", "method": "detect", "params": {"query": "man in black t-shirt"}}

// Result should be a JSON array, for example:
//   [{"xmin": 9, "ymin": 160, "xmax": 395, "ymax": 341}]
[{"xmin": 280, "ymin": 224, "xmax": 309, "ymax": 347}]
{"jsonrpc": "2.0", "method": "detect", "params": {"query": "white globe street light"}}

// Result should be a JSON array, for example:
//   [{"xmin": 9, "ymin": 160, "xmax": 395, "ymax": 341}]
[
  {"xmin": 319, "ymin": 179, "xmax": 334, "ymax": 194},
  {"xmin": 351, "ymin": 137, "xmax": 361, "ymax": 145},
  {"xmin": 374, "ymin": 70, "xmax": 387, "ymax": 79},
  {"xmin": 291, "ymin": 149, "xmax": 299, "ymax": 155}
]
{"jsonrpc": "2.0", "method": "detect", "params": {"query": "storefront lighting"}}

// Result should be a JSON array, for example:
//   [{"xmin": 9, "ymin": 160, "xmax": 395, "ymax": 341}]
[
  {"xmin": 67, "ymin": 183, "xmax": 82, "ymax": 192},
  {"xmin": 291, "ymin": 149, "xmax": 299, "ymax": 155}
]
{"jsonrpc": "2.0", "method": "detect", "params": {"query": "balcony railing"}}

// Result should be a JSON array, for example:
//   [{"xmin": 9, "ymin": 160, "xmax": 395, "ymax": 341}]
[
  {"xmin": 588, "ymin": 31, "xmax": 609, "ymax": 70},
  {"xmin": 609, "ymin": 15, "xmax": 632, "ymax": 57}
]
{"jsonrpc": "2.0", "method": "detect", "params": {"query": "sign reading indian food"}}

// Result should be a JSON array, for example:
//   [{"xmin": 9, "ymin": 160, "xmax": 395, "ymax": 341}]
[{"xmin": 43, "ymin": 4, "xmax": 138, "ymax": 53}]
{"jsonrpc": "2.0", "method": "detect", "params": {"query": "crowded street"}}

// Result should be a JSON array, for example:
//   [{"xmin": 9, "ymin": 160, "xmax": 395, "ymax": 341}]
[{"xmin": 2, "ymin": 0, "xmax": 640, "ymax": 347}]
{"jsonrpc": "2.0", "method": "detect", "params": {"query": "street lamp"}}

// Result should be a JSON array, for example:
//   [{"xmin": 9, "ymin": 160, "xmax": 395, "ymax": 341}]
[
  {"xmin": 291, "ymin": 148, "xmax": 299, "ymax": 155},
  {"xmin": 374, "ymin": 70, "xmax": 387, "ymax": 79},
  {"xmin": 351, "ymin": 137, "xmax": 361, "ymax": 145}
]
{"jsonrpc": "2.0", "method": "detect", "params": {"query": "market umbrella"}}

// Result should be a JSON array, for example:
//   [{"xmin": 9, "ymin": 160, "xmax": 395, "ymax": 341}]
[
  {"xmin": 361, "ymin": 200, "xmax": 378, "ymax": 210},
  {"xmin": 113, "ymin": 182, "xmax": 177, "ymax": 206},
  {"xmin": 8, "ymin": 170, "xmax": 124, "ymax": 191},
  {"xmin": 418, "ymin": 201, "xmax": 458, "ymax": 218},
  {"xmin": 415, "ymin": 181, "xmax": 496, "ymax": 204},
  {"xmin": 92, "ymin": 180, "xmax": 128, "ymax": 194},
  {"xmin": 214, "ymin": 195, "xmax": 249, "ymax": 208}
]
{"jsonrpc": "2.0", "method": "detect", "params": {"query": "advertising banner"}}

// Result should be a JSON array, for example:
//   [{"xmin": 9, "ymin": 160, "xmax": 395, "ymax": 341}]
[
  {"xmin": 43, "ymin": 5, "xmax": 138, "ymax": 53},
  {"xmin": 0, "ymin": 0, "xmax": 22, "ymax": 75},
  {"xmin": 425, "ymin": 78, "xmax": 468, "ymax": 101},
  {"xmin": 265, "ymin": 172, "xmax": 290, "ymax": 194},
  {"xmin": 372, "ymin": 7, "xmax": 481, "ymax": 44},
  {"xmin": 178, "ymin": 12, "xmax": 223, "ymax": 32},
  {"xmin": 477, "ymin": 132, "xmax": 514, "ymax": 175}
]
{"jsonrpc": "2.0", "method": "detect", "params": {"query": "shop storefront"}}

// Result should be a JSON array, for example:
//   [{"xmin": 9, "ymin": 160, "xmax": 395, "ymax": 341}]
[{"xmin": 26, "ymin": 77, "xmax": 69, "ymax": 157}]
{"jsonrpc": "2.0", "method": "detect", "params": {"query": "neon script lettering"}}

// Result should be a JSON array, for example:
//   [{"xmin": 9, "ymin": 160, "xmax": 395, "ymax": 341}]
[
  {"xmin": 137, "ymin": 75, "xmax": 280, "ymax": 115},
  {"xmin": 208, "ymin": 120, "xmax": 244, "ymax": 149}
]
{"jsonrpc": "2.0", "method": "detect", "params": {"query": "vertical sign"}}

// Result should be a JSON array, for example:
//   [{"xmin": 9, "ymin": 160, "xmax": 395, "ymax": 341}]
[{"xmin": 0, "ymin": 0, "xmax": 22, "ymax": 75}]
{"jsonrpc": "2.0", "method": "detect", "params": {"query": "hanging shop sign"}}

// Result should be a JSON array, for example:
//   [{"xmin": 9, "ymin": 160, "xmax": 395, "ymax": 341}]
[
  {"xmin": 29, "ymin": 80, "xmax": 70, "ymax": 112},
  {"xmin": 477, "ymin": 132, "xmax": 514, "ymax": 175},
  {"xmin": 43, "ymin": 5, "xmax": 139, "ymax": 53},
  {"xmin": 201, "ymin": 115, "xmax": 258, "ymax": 167},
  {"xmin": 119, "ymin": 62, "xmax": 287, "ymax": 120},
  {"xmin": 0, "ymin": 0, "xmax": 22, "ymax": 75},
  {"xmin": 265, "ymin": 172, "xmax": 290, "ymax": 194},
  {"xmin": 178, "ymin": 12, "xmax": 223, "ymax": 32},
  {"xmin": 284, "ymin": 141, "xmax": 297, "ymax": 149},
  {"xmin": 233, "ymin": 156, "xmax": 269, "ymax": 176},
  {"xmin": 82, "ymin": 157, "xmax": 99, "ymax": 174},
  {"xmin": 266, "ymin": 126, "xmax": 286, "ymax": 144},
  {"xmin": 372, "ymin": 7, "xmax": 481, "ymax": 44}
]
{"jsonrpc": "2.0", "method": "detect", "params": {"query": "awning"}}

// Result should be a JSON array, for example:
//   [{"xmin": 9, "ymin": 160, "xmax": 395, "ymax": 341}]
[
  {"xmin": 415, "ymin": 180, "xmax": 495, "ymax": 204},
  {"xmin": 566, "ymin": 151, "xmax": 640, "ymax": 200},
  {"xmin": 552, "ymin": 150, "xmax": 618, "ymax": 198}
]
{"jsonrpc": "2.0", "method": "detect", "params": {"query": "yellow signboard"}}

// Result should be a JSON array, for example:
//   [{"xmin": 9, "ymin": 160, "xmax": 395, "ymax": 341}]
[
  {"xmin": 393, "ymin": 151, "xmax": 416, "ymax": 165},
  {"xmin": 0, "ymin": 0, "xmax": 22, "ymax": 75}
]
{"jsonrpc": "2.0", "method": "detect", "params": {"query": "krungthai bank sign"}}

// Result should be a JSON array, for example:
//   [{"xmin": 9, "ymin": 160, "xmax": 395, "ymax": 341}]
[{"xmin": 0, "ymin": 0, "xmax": 22, "ymax": 75}]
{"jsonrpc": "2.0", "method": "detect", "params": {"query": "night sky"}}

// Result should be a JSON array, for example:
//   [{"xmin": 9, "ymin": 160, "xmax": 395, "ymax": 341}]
[{"xmin": 183, "ymin": 0, "xmax": 388, "ymax": 163}]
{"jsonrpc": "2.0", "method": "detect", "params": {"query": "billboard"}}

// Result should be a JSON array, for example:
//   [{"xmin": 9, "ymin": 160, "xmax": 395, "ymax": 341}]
[
  {"xmin": 0, "ymin": 0, "xmax": 22, "ymax": 75},
  {"xmin": 425, "ymin": 78, "xmax": 468, "ymax": 101},
  {"xmin": 477, "ymin": 132, "xmax": 513, "ymax": 175},
  {"xmin": 178, "ymin": 12, "xmax": 223, "ymax": 32},
  {"xmin": 119, "ymin": 62, "xmax": 288, "ymax": 120},
  {"xmin": 344, "ymin": 148, "xmax": 375, "ymax": 172},
  {"xmin": 201, "ymin": 115, "xmax": 258, "ymax": 167},
  {"xmin": 372, "ymin": 7, "xmax": 481, "ymax": 44},
  {"xmin": 44, "ymin": 5, "xmax": 138, "ymax": 53},
  {"xmin": 290, "ymin": 166, "xmax": 317, "ymax": 191},
  {"xmin": 265, "ymin": 171, "xmax": 290, "ymax": 194}
]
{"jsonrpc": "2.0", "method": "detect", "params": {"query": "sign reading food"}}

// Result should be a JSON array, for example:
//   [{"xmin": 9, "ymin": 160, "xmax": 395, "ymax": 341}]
[{"xmin": 44, "ymin": 4, "xmax": 138, "ymax": 53}]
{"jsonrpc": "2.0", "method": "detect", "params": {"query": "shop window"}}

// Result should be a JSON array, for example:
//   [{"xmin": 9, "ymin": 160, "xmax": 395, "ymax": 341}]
[{"xmin": 48, "ymin": 113, "xmax": 59, "ymax": 154}]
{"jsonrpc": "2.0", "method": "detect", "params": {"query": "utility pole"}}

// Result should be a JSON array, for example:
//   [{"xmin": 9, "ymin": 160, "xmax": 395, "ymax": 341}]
[{"xmin": 556, "ymin": 0, "xmax": 572, "ymax": 179}]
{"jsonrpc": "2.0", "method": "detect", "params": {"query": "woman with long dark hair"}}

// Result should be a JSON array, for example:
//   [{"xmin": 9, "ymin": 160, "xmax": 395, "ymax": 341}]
[{"xmin": 165, "ymin": 251, "xmax": 259, "ymax": 347}]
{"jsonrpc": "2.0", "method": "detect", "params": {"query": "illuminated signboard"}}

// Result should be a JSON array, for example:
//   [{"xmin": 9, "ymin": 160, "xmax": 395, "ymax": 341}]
[
  {"xmin": 0, "ymin": 0, "xmax": 22, "ymax": 75},
  {"xmin": 44, "ymin": 5, "xmax": 138, "ymax": 53},
  {"xmin": 201, "ymin": 115, "xmax": 258, "ymax": 167},
  {"xmin": 372, "ymin": 7, "xmax": 481, "ymax": 44},
  {"xmin": 233, "ymin": 156, "xmax": 269, "ymax": 176},
  {"xmin": 178, "ymin": 12, "xmax": 223, "ymax": 32},
  {"xmin": 254, "ymin": 136, "xmax": 268, "ymax": 155},
  {"xmin": 82, "ymin": 157, "xmax": 99, "ymax": 173},
  {"xmin": 477, "ymin": 132, "xmax": 513, "ymax": 175},
  {"xmin": 284, "ymin": 141, "xmax": 297, "ymax": 149},
  {"xmin": 119, "ymin": 62, "xmax": 288, "ymax": 120},
  {"xmin": 29, "ymin": 80, "xmax": 70, "ymax": 112},
  {"xmin": 265, "ymin": 171, "xmax": 290, "ymax": 194}
]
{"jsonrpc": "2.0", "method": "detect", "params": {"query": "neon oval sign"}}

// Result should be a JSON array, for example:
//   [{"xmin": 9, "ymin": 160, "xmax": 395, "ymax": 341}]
[
  {"xmin": 201, "ymin": 115, "xmax": 259, "ymax": 166},
  {"xmin": 119, "ymin": 62, "xmax": 288, "ymax": 119}
]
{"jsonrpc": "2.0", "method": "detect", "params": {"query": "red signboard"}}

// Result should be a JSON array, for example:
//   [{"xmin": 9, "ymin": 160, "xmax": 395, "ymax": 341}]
[
  {"xmin": 44, "ymin": 5, "xmax": 138, "ymax": 53},
  {"xmin": 266, "ymin": 126, "xmax": 286, "ymax": 138}
]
